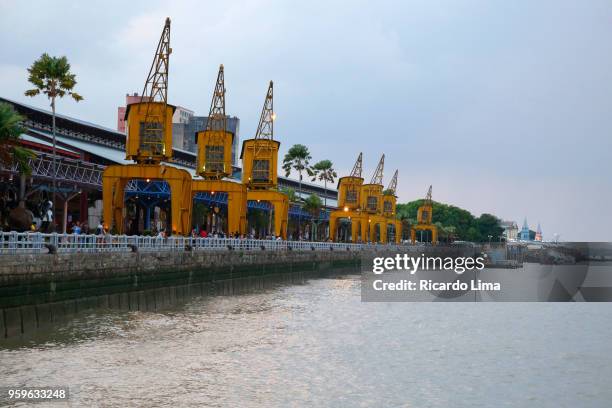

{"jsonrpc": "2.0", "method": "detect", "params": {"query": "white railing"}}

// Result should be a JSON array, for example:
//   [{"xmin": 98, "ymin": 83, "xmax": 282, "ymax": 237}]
[{"xmin": 0, "ymin": 232, "xmax": 405, "ymax": 255}]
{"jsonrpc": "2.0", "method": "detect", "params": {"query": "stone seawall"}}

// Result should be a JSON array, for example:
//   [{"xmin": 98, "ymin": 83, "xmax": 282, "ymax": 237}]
[
  {"xmin": 0, "ymin": 250, "xmax": 361, "ymax": 284},
  {"xmin": 0, "ymin": 246, "xmax": 477, "ymax": 339},
  {"xmin": 0, "ymin": 245, "xmax": 475, "ymax": 291},
  {"xmin": 0, "ymin": 250, "xmax": 367, "ymax": 308},
  {"xmin": 0, "ymin": 250, "xmax": 367, "ymax": 339}
]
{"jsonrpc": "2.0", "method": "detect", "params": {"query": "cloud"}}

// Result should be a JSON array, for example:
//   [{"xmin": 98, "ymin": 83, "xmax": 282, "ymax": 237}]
[{"xmin": 1, "ymin": 0, "xmax": 611, "ymax": 240}]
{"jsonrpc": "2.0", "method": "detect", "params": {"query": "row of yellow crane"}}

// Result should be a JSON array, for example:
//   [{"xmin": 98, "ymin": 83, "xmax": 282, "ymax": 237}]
[
  {"xmin": 101, "ymin": 18, "xmax": 438, "ymax": 244},
  {"xmin": 330, "ymin": 153, "xmax": 402, "ymax": 243}
]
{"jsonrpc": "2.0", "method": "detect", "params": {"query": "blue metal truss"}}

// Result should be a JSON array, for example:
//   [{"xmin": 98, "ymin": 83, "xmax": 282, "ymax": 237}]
[{"xmin": 123, "ymin": 180, "xmax": 329, "ymax": 220}]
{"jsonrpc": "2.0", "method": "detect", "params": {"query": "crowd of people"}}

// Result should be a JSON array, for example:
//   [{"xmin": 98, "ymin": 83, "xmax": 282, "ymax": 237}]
[
  {"xmin": 0, "ymin": 195, "xmax": 330, "ymax": 241},
  {"xmin": 189, "ymin": 228, "xmax": 283, "ymax": 241}
]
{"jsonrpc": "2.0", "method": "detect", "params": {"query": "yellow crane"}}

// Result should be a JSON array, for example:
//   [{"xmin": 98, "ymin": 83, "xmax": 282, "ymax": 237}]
[
  {"xmin": 329, "ymin": 153, "xmax": 371, "ymax": 242},
  {"xmin": 382, "ymin": 170, "xmax": 402, "ymax": 243},
  {"xmin": 361, "ymin": 154, "xmax": 388, "ymax": 242},
  {"xmin": 191, "ymin": 65, "xmax": 247, "ymax": 236},
  {"xmin": 411, "ymin": 185, "xmax": 438, "ymax": 244},
  {"xmin": 102, "ymin": 17, "xmax": 192, "ymax": 235},
  {"xmin": 240, "ymin": 81, "xmax": 289, "ymax": 239}
]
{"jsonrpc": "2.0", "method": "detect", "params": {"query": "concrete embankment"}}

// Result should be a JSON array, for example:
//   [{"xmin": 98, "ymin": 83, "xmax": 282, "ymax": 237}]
[
  {"xmin": 0, "ymin": 250, "xmax": 364, "ymax": 339},
  {"xmin": 0, "ymin": 245, "xmax": 476, "ymax": 339},
  {"xmin": 0, "ymin": 250, "xmax": 367, "ymax": 307}
]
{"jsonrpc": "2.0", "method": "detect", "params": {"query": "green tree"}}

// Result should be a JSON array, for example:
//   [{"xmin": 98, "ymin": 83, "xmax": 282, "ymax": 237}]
[
  {"xmin": 396, "ymin": 200, "xmax": 503, "ymax": 242},
  {"xmin": 279, "ymin": 186, "xmax": 299, "ymax": 238},
  {"xmin": 445, "ymin": 225, "xmax": 457, "ymax": 242},
  {"xmin": 466, "ymin": 226, "xmax": 480, "ymax": 242},
  {"xmin": 282, "ymin": 144, "xmax": 311, "ymax": 190},
  {"xmin": 192, "ymin": 202, "xmax": 210, "ymax": 231},
  {"xmin": 282, "ymin": 144, "xmax": 311, "ymax": 235},
  {"xmin": 476, "ymin": 213, "xmax": 503, "ymax": 242},
  {"xmin": 279, "ymin": 186, "xmax": 298, "ymax": 203},
  {"xmin": 309, "ymin": 159, "xmax": 337, "ymax": 209},
  {"xmin": 0, "ymin": 103, "xmax": 36, "ymax": 231},
  {"xmin": 303, "ymin": 194, "xmax": 322, "ymax": 240},
  {"xmin": 434, "ymin": 222, "xmax": 447, "ymax": 243},
  {"xmin": 0, "ymin": 103, "xmax": 35, "ymax": 181},
  {"xmin": 25, "ymin": 53, "xmax": 83, "ymax": 215}
]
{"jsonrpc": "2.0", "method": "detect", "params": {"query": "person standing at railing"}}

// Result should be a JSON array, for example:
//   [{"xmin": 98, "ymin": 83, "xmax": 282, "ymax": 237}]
[
  {"xmin": 93, "ymin": 221, "xmax": 104, "ymax": 245},
  {"xmin": 40, "ymin": 201, "xmax": 54, "ymax": 233},
  {"xmin": 155, "ymin": 229, "xmax": 166, "ymax": 248}
]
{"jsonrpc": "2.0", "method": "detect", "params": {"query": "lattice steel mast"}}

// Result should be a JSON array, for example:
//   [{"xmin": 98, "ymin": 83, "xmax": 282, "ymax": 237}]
[
  {"xmin": 254, "ymin": 81, "xmax": 274, "ymax": 158},
  {"xmin": 206, "ymin": 64, "xmax": 227, "ymax": 134},
  {"xmin": 370, "ymin": 154, "xmax": 385, "ymax": 185},
  {"xmin": 255, "ymin": 81, "xmax": 274, "ymax": 140},
  {"xmin": 350, "ymin": 153, "xmax": 363, "ymax": 178},
  {"xmin": 424, "ymin": 185, "xmax": 433, "ymax": 205},
  {"xmin": 140, "ymin": 17, "xmax": 171, "ymax": 159},
  {"xmin": 387, "ymin": 170, "xmax": 398, "ymax": 194}
]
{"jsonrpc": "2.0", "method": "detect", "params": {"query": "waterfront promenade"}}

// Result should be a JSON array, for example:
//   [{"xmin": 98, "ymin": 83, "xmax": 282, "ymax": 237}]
[{"xmin": 0, "ymin": 232, "xmax": 403, "ymax": 255}]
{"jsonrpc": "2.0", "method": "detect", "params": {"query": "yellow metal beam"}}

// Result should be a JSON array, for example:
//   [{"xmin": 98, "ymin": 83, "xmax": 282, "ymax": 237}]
[
  {"xmin": 246, "ymin": 190, "xmax": 288, "ymax": 239},
  {"xmin": 329, "ymin": 209, "xmax": 370, "ymax": 242},
  {"xmin": 411, "ymin": 224, "xmax": 438, "ymax": 244},
  {"xmin": 191, "ymin": 179, "xmax": 247, "ymax": 236},
  {"xmin": 102, "ymin": 164, "xmax": 192, "ymax": 235}
]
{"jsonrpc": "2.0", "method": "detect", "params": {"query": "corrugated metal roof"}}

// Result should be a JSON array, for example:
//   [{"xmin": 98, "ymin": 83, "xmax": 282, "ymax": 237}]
[
  {"xmin": 20, "ymin": 133, "xmax": 79, "ymax": 153},
  {"xmin": 29, "ymin": 128, "xmax": 200, "ymax": 177},
  {"xmin": 1, "ymin": 96, "xmax": 123, "ymax": 135},
  {"xmin": 173, "ymin": 146, "xmax": 196, "ymax": 157}
]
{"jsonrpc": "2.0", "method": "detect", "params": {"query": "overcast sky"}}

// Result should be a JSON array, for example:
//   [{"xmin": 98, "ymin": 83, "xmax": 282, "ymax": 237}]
[{"xmin": 1, "ymin": 0, "xmax": 611, "ymax": 241}]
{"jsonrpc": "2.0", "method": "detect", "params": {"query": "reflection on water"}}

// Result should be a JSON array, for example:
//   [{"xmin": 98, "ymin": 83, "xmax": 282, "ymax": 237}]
[{"xmin": 2, "ymin": 274, "xmax": 612, "ymax": 407}]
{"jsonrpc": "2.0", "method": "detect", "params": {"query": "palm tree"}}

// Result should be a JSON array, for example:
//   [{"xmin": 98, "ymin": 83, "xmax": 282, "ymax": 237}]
[
  {"xmin": 309, "ymin": 159, "xmax": 337, "ymax": 209},
  {"xmin": 279, "ymin": 186, "xmax": 299, "ymax": 237},
  {"xmin": 25, "ymin": 53, "xmax": 83, "ymax": 216},
  {"xmin": 282, "ymin": 144, "xmax": 311, "ymax": 236},
  {"xmin": 303, "ymin": 194, "xmax": 322, "ymax": 241},
  {"xmin": 279, "ymin": 186, "xmax": 298, "ymax": 203},
  {"xmin": 282, "ymin": 144, "xmax": 312, "ymax": 194}
]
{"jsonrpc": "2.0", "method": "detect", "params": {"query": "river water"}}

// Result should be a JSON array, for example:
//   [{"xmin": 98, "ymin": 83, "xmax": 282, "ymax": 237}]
[{"xmin": 1, "ymin": 273, "xmax": 612, "ymax": 407}]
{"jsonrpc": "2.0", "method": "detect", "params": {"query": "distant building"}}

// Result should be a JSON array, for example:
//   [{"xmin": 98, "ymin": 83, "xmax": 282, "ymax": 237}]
[
  {"xmin": 172, "ymin": 116, "xmax": 240, "ymax": 164},
  {"xmin": 173, "ymin": 106, "xmax": 193, "ymax": 124},
  {"xmin": 535, "ymin": 223, "xmax": 543, "ymax": 241},
  {"xmin": 117, "ymin": 93, "xmax": 149, "ymax": 133},
  {"xmin": 519, "ymin": 218, "xmax": 531, "ymax": 241},
  {"xmin": 117, "ymin": 94, "xmax": 195, "ymax": 151},
  {"xmin": 170, "ymin": 106, "xmax": 194, "ymax": 150},
  {"xmin": 117, "ymin": 93, "xmax": 240, "ymax": 159},
  {"xmin": 500, "ymin": 220, "xmax": 518, "ymax": 241}
]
